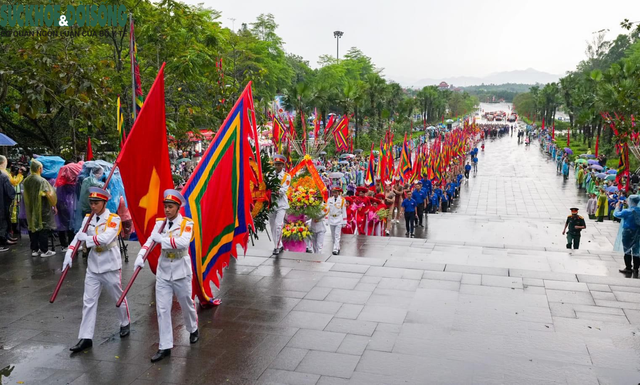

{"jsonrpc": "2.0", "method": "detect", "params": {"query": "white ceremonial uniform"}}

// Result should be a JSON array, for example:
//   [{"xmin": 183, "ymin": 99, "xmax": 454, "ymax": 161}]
[
  {"xmin": 139, "ymin": 214, "xmax": 198, "ymax": 350},
  {"xmin": 69, "ymin": 209, "xmax": 130, "ymax": 339},
  {"xmin": 268, "ymin": 170, "xmax": 291, "ymax": 249},
  {"xmin": 327, "ymin": 196, "xmax": 347, "ymax": 253},
  {"xmin": 309, "ymin": 216, "xmax": 327, "ymax": 254}
]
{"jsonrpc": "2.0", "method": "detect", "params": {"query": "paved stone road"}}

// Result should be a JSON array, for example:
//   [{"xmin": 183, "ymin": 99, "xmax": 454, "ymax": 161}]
[{"xmin": 0, "ymin": 134, "xmax": 638, "ymax": 385}]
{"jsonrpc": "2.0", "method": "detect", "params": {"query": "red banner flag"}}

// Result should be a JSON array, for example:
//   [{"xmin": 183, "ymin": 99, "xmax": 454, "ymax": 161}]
[
  {"xmin": 595, "ymin": 135, "xmax": 599, "ymax": 157},
  {"xmin": 567, "ymin": 126, "xmax": 570, "ymax": 146},
  {"xmin": 552, "ymin": 122, "xmax": 555, "ymax": 140},
  {"xmin": 117, "ymin": 63, "xmax": 174, "ymax": 273},
  {"xmin": 86, "ymin": 137, "xmax": 93, "ymax": 161}
]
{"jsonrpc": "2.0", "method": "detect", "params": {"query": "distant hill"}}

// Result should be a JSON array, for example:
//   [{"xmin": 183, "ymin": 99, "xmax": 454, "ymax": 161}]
[{"xmin": 390, "ymin": 68, "xmax": 560, "ymax": 88}]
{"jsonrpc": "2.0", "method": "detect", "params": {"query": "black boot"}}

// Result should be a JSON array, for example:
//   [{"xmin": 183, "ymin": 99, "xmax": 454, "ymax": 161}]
[
  {"xmin": 120, "ymin": 324, "xmax": 130, "ymax": 338},
  {"xmin": 70, "ymin": 339, "xmax": 92, "ymax": 353},
  {"xmin": 633, "ymin": 257, "xmax": 640, "ymax": 278},
  {"xmin": 151, "ymin": 349, "xmax": 171, "ymax": 363},
  {"xmin": 619, "ymin": 254, "xmax": 633, "ymax": 274},
  {"xmin": 190, "ymin": 329, "xmax": 199, "ymax": 344}
]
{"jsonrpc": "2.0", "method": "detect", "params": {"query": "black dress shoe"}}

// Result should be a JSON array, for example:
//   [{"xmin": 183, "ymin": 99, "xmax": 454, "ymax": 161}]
[
  {"xmin": 70, "ymin": 339, "xmax": 92, "ymax": 353},
  {"xmin": 151, "ymin": 349, "xmax": 171, "ymax": 363},
  {"xmin": 332, "ymin": 251, "xmax": 338, "ymax": 255},
  {"xmin": 120, "ymin": 324, "xmax": 130, "ymax": 338},
  {"xmin": 619, "ymin": 268, "xmax": 633, "ymax": 274},
  {"xmin": 190, "ymin": 329, "xmax": 199, "ymax": 344}
]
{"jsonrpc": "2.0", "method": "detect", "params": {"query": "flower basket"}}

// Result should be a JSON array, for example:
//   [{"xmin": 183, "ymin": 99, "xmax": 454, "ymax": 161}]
[{"xmin": 283, "ymin": 239, "xmax": 307, "ymax": 252}]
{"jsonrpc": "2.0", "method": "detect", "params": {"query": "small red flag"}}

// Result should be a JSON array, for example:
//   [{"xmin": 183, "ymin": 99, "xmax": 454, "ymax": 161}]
[{"xmin": 86, "ymin": 137, "xmax": 93, "ymax": 161}]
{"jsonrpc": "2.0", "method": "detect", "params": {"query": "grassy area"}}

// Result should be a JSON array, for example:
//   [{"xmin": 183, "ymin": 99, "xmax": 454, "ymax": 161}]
[{"xmin": 552, "ymin": 134, "xmax": 626, "ymax": 169}]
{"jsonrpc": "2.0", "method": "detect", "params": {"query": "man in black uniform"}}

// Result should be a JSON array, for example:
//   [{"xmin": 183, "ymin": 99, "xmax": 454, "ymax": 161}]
[{"xmin": 562, "ymin": 207, "xmax": 586, "ymax": 249}]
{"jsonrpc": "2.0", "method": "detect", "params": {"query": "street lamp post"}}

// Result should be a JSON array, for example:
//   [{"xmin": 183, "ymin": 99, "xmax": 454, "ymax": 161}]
[{"xmin": 333, "ymin": 31, "xmax": 343, "ymax": 62}]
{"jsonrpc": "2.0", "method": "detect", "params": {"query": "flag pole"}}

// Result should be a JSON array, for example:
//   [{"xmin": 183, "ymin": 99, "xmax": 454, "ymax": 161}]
[
  {"xmin": 50, "ymin": 164, "xmax": 119, "ymax": 303},
  {"xmin": 129, "ymin": 13, "xmax": 137, "ymax": 122},
  {"xmin": 116, "ymin": 220, "xmax": 167, "ymax": 307}
]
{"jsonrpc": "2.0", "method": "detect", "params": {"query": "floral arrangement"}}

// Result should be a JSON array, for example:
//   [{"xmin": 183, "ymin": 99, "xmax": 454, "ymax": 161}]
[
  {"xmin": 376, "ymin": 208, "xmax": 389, "ymax": 221},
  {"xmin": 287, "ymin": 184, "xmax": 324, "ymax": 219},
  {"xmin": 282, "ymin": 221, "xmax": 311, "ymax": 241}
]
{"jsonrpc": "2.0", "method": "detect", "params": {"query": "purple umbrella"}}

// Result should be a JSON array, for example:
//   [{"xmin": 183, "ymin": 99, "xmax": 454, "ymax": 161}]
[
  {"xmin": 590, "ymin": 165, "xmax": 604, "ymax": 171},
  {"xmin": 607, "ymin": 169, "xmax": 617, "ymax": 174},
  {"xmin": 595, "ymin": 172, "xmax": 607, "ymax": 179},
  {"xmin": 586, "ymin": 154, "xmax": 596, "ymax": 159},
  {"xmin": 587, "ymin": 159, "xmax": 599, "ymax": 165},
  {"xmin": 564, "ymin": 148, "xmax": 573, "ymax": 154}
]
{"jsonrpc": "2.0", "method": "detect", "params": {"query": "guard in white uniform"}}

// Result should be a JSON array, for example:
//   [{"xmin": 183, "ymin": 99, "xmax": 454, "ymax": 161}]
[
  {"xmin": 65, "ymin": 187, "xmax": 130, "ymax": 353},
  {"xmin": 308, "ymin": 202, "xmax": 328, "ymax": 254},
  {"xmin": 328, "ymin": 187, "xmax": 347, "ymax": 255},
  {"xmin": 135, "ymin": 189, "xmax": 199, "ymax": 363},
  {"xmin": 268, "ymin": 154, "xmax": 291, "ymax": 255}
]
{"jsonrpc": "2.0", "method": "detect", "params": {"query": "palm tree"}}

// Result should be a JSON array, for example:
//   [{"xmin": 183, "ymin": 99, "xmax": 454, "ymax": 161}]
[{"xmin": 342, "ymin": 80, "xmax": 365, "ymax": 144}]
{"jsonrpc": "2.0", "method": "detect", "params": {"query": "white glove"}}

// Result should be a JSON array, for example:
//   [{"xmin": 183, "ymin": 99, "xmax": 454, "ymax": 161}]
[
  {"xmin": 77, "ymin": 232, "xmax": 88, "ymax": 242},
  {"xmin": 150, "ymin": 232, "xmax": 163, "ymax": 243},
  {"xmin": 134, "ymin": 254, "xmax": 145, "ymax": 270},
  {"xmin": 63, "ymin": 251, "xmax": 73, "ymax": 270}
]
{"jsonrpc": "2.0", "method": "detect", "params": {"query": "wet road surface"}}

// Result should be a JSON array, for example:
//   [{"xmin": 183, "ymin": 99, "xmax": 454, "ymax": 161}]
[{"xmin": 0, "ymin": 133, "xmax": 638, "ymax": 384}]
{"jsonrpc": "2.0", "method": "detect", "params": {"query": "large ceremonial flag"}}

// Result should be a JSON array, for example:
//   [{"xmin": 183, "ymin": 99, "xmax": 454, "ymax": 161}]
[
  {"xmin": 365, "ymin": 143, "xmax": 375, "ymax": 186},
  {"xmin": 399, "ymin": 133, "xmax": 413, "ymax": 181},
  {"xmin": 130, "ymin": 16, "xmax": 144, "ymax": 117},
  {"xmin": 118, "ymin": 63, "xmax": 174, "ymax": 273},
  {"xmin": 181, "ymin": 82, "xmax": 262, "ymax": 304},
  {"xmin": 333, "ymin": 116, "xmax": 349, "ymax": 151},
  {"xmin": 272, "ymin": 117, "xmax": 286, "ymax": 149}
]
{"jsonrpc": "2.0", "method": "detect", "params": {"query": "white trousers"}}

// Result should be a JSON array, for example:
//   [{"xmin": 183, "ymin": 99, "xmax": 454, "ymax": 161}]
[
  {"xmin": 311, "ymin": 230, "xmax": 326, "ymax": 254},
  {"xmin": 78, "ymin": 269, "xmax": 130, "ymax": 339},
  {"xmin": 156, "ymin": 275, "xmax": 198, "ymax": 350},
  {"xmin": 269, "ymin": 209, "xmax": 286, "ymax": 249},
  {"xmin": 329, "ymin": 225, "xmax": 342, "ymax": 253}
]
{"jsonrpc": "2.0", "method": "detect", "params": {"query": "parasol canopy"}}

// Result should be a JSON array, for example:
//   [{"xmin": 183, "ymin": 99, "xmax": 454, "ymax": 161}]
[{"xmin": 0, "ymin": 133, "xmax": 17, "ymax": 146}]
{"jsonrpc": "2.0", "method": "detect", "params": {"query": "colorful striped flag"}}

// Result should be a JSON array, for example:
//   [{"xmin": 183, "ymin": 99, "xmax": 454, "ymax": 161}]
[
  {"xmin": 365, "ymin": 143, "xmax": 375, "ymax": 186},
  {"xmin": 181, "ymin": 82, "xmax": 262, "ymax": 303},
  {"xmin": 130, "ymin": 18, "xmax": 144, "ymax": 117},
  {"xmin": 117, "ymin": 96, "xmax": 125, "ymax": 148},
  {"xmin": 333, "ymin": 116, "xmax": 349, "ymax": 151}
]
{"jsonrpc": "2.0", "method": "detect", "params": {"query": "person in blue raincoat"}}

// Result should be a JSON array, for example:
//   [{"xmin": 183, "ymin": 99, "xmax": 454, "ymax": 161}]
[
  {"xmin": 562, "ymin": 159, "xmax": 570, "ymax": 180},
  {"xmin": 614, "ymin": 195, "xmax": 640, "ymax": 276}
]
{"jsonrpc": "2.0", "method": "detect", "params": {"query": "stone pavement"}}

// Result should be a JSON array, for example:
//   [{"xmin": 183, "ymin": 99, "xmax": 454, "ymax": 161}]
[{"xmin": 1, "ymin": 134, "xmax": 639, "ymax": 384}]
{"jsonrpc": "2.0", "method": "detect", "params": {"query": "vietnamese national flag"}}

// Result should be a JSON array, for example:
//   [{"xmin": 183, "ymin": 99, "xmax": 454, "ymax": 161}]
[
  {"xmin": 86, "ymin": 137, "xmax": 93, "ymax": 161},
  {"xmin": 117, "ymin": 63, "xmax": 174, "ymax": 273}
]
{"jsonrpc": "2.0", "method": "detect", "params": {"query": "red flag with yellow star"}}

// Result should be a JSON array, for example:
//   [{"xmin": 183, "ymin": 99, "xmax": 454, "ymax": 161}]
[{"xmin": 117, "ymin": 63, "xmax": 174, "ymax": 273}]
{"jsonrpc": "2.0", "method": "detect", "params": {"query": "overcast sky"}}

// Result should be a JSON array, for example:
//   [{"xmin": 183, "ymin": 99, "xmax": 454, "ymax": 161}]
[{"xmin": 186, "ymin": 0, "xmax": 635, "ymax": 82}]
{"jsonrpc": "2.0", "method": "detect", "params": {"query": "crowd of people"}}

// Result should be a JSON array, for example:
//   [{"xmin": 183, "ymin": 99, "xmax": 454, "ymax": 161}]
[{"xmin": 540, "ymin": 132, "xmax": 640, "ymax": 277}]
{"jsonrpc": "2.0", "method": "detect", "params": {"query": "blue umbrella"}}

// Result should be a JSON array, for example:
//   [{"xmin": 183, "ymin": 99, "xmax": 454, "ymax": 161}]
[
  {"xmin": 586, "ymin": 154, "xmax": 596, "ymax": 159},
  {"xmin": 590, "ymin": 165, "xmax": 604, "ymax": 171},
  {"xmin": 579, "ymin": 154, "xmax": 589, "ymax": 158},
  {"xmin": 606, "ymin": 186, "xmax": 618, "ymax": 193},
  {"xmin": 607, "ymin": 169, "xmax": 617, "ymax": 174},
  {"xmin": 0, "ymin": 133, "xmax": 17, "ymax": 146},
  {"xmin": 587, "ymin": 159, "xmax": 599, "ymax": 165},
  {"xmin": 595, "ymin": 172, "xmax": 606, "ymax": 179}
]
